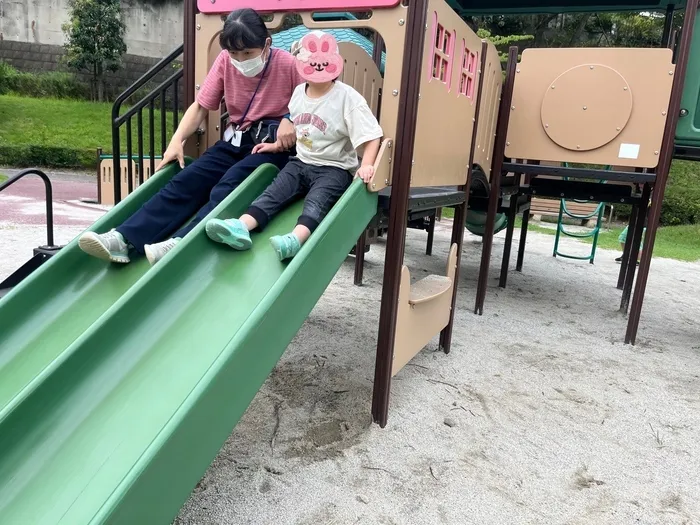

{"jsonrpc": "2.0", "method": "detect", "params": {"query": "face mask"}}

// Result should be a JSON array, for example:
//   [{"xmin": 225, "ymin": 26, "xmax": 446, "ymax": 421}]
[{"xmin": 231, "ymin": 48, "xmax": 267, "ymax": 77}]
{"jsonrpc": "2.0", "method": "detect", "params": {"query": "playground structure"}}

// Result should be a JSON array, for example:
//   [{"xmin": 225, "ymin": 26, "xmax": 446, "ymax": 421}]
[{"xmin": 0, "ymin": 0, "xmax": 699, "ymax": 522}]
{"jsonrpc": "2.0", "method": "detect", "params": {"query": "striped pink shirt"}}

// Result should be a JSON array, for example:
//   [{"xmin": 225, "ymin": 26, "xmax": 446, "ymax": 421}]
[{"xmin": 198, "ymin": 48, "xmax": 304, "ymax": 130}]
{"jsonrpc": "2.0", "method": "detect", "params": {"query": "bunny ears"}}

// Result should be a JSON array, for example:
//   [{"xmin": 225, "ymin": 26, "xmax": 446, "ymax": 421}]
[{"xmin": 292, "ymin": 30, "xmax": 344, "ymax": 83}]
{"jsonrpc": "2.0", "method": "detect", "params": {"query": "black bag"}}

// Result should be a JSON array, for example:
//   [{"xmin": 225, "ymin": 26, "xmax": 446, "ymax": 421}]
[{"xmin": 249, "ymin": 119, "xmax": 281, "ymax": 145}]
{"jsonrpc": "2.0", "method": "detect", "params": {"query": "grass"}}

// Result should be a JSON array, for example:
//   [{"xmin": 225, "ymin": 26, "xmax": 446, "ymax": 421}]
[
  {"xmin": 517, "ymin": 217, "xmax": 700, "ymax": 262},
  {"xmin": 0, "ymin": 95, "xmax": 181, "ymax": 168},
  {"xmin": 437, "ymin": 207, "xmax": 700, "ymax": 262}
]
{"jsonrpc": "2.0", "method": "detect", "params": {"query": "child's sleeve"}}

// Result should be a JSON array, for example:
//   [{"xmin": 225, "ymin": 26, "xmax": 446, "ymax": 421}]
[
  {"xmin": 345, "ymin": 96, "xmax": 383, "ymax": 151},
  {"xmin": 197, "ymin": 51, "xmax": 227, "ymax": 110}
]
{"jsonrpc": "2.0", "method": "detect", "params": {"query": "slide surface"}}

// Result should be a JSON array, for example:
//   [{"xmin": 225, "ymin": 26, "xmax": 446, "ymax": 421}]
[
  {"xmin": 0, "ymin": 164, "xmax": 377, "ymax": 524},
  {"xmin": 0, "ymin": 162, "xmax": 189, "ymax": 419}
]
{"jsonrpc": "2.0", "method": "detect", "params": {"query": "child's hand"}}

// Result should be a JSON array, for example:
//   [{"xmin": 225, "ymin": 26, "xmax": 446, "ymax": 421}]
[
  {"xmin": 356, "ymin": 165, "xmax": 375, "ymax": 183},
  {"xmin": 253, "ymin": 141, "xmax": 282, "ymax": 155}
]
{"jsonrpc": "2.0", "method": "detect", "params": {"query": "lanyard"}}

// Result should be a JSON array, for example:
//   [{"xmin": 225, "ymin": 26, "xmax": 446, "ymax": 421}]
[{"xmin": 236, "ymin": 49, "xmax": 274, "ymax": 130}]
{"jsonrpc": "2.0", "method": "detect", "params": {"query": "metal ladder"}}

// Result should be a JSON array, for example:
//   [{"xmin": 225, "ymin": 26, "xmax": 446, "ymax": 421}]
[{"xmin": 552, "ymin": 166, "xmax": 608, "ymax": 264}]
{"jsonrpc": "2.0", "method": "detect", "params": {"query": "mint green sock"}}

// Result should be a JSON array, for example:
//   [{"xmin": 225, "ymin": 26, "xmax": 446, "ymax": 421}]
[{"xmin": 269, "ymin": 233, "xmax": 301, "ymax": 261}]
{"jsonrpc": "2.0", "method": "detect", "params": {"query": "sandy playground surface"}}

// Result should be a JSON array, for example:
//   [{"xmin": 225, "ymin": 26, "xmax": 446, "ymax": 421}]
[{"xmin": 2, "ymin": 186, "xmax": 700, "ymax": 524}]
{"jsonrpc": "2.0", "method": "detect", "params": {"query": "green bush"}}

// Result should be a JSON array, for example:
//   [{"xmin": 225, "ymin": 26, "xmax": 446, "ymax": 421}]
[
  {"xmin": 0, "ymin": 61, "xmax": 88, "ymax": 99},
  {"xmin": 0, "ymin": 145, "xmax": 94, "ymax": 169},
  {"xmin": 661, "ymin": 161, "xmax": 700, "ymax": 226}
]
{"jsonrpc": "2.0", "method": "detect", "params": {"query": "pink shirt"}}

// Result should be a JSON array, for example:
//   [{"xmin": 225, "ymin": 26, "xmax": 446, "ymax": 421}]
[{"xmin": 198, "ymin": 48, "xmax": 304, "ymax": 130}]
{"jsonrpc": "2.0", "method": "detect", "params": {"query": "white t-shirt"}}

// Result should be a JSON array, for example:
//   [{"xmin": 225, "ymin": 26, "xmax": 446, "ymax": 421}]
[{"xmin": 289, "ymin": 81, "xmax": 383, "ymax": 171}]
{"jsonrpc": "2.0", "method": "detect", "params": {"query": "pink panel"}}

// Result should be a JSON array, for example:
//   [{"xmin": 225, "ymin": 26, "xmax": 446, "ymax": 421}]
[
  {"xmin": 445, "ymin": 29, "xmax": 456, "ymax": 92},
  {"xmin": 427, "ymin": 11, "xmax": 438, "ymax": 83},
  {"xmin": 198, "ymin": 0, "xmax": 401, "ymax": 14}
]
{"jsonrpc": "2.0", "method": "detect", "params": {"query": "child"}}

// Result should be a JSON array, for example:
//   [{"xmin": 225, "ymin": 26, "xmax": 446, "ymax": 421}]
[{"xmin": 205, "ymin": 31, "xmax": 383, "ymax": 260}]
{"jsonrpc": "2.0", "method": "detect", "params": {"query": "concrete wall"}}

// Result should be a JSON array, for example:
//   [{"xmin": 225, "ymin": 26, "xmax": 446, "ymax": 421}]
[
  {"xmin": 0, "ymin": 0, "xmax": 183, "ymax": 58},
  {"xmin": 0, "ymin": 40, "xmax": 183, "ymax": 100}
]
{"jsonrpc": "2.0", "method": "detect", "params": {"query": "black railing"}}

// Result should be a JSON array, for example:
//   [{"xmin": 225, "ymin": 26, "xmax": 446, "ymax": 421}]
[
  {"xmin": 0, "ymin": 169, "xmax": 55, "ymax": 248},
  {"xmin": 111, "ymin": 45, "xmax": 184, "ymax": 204}
]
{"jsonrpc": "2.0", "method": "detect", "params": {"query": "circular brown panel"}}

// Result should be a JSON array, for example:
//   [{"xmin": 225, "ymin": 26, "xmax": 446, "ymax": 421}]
[{"xmin": 541, "ymin": 64, "xmax": 633, "ymax": 151}]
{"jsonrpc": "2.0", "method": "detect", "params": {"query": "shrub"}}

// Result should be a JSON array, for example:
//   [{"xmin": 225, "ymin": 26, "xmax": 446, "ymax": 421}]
[
  {"xmin": 661, "ymin": 161, "xmax": 700, "ymax": 226},
  {"xmin": 0, "ymin": 61, "xmax": 88, "ymax": 99},
  {"xmin": 0, "ymin": 145, "xmax": 94, "ymax": 169}
]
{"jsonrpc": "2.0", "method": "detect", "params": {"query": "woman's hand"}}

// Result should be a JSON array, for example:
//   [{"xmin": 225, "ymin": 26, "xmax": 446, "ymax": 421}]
[
  {"xmin": 252, "ymin": 141, "xmax": 282, "ymax": 155},
  {"xmin": 156, "ymin": 139, "xmax": 186, "ymax": 171},
  {"xmin": 277, "ymin": 118, "xmax": 296, "ymax": 150}
]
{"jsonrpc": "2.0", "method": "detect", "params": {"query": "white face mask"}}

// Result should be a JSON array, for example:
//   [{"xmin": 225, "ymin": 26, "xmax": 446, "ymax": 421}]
[{"xmin": 231, "ymin": 48, "xmax": 267, "ymax": 77}]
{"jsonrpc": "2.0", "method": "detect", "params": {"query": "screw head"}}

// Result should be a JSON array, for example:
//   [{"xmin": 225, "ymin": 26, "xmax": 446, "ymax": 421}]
[
  {"xmin": 590, "ymin": 65, "xmax": 594, "ymax": 70},
  {"xmin": 583, "ymin": 106, "xmax": 587, "ymax": 110},
  {"xmin": 372, "ymin": 183, "xmax": 376, "ymax": 188},
  {"xmin": 623, "ymin": 86, "xmax": 628, "ymax": 91},
  {"xmin": 511, "ymin": 106, "xmax": 515, "ymax": 110},
  {"xmin": 551, "ymin": 85, "xmax": 555, "ymax": 89},
  {"xmin": 654, "ymin": 151, "xmax": 659, "ymax": 155},
  {"xmin": 560, "ymin": 193, "xmax": 565, "ymax": 197},
  {"xmin": 669, "ymin": 70, "xmax": 674, "ymax": 75},
  {"xmin": 210, "ymin": 0, "xmax": 215, "ymax": 3},
  {"xmin": 680, "ymin": 109, "xmax": 689, "ymax": 117},
  {"xmin": 545, "ymin": 124, "xmax": 549, "ymax": 128},
  {"xmin": 576, "ymin": 145, "xmax": 581, "ymax": 149},
  {"xmin": 196, "ymin": 24, "xmax": 201, "ymax": 30},
  {"xmin": 616, "ymin": 127, "xmax": 621, "ymax": 131},
  {"xmin": 662, "ymin": 111, "xmax": 667, "ymax": 116},
  {"xmin": 506, "ymin": 141, "xmax": 511, "ymax": 146},
  {"xmin": 195, "ymin": 84, "xmax": 200, "ymax": 90},
  {"xmin": 385, "ymin": 179, "xmax": 389, "ymax": 185},
  {"xmin": 399, "ymin": 19, "xmax": 405, "ymax": 26},
  {"xmin": 516, "ymin": 69, "xmax": 520, "ymax": 73},
  {"xmin": 392, "ymin": 90, "xmax": 399, "ymax": 96}
]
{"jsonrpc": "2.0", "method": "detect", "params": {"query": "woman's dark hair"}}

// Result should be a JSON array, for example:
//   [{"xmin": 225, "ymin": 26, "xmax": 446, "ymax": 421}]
[{"xmin": 220, "ymin": 9, "xmax": 270, "ymax": 52}]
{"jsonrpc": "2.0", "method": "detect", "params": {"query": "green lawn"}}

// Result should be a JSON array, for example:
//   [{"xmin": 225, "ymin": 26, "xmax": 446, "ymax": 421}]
[
  {"xmin": 0, "ymin": 95, "xmax": 181, "ymax": 168},
  {"xmin": 516, "ymin": 218, "xmax": 700, "ymax": 262},
  {"xmin": 438, "ymin": 207, "xmax": 699, "ymax": 262},
  {"xmin": 0, "ymin": 174, "xmax": 7, "ymax": 184}
]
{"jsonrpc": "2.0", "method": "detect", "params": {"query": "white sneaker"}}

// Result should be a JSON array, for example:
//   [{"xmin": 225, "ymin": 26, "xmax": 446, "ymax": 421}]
[
  {"xmin": 144, "ymin": 238, "xmax": 181, "ymax": 266},
  {"xmin": 78, "ymin": 230, "xmax": 130, "ymax": 263}
]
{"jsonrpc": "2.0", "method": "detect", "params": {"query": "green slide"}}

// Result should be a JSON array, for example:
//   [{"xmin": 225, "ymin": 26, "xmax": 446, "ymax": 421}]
[
  {"xmin": 0, "ymin": 165, "xmax": 377, "ymax": 523},
  {"xmin": 0, "ymin": 161, "xmax": 191, "ymax": 418}
]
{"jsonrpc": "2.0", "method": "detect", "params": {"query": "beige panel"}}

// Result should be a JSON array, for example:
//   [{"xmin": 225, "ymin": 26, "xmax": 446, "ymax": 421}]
[
  {"xmin": 392, "ymin": 243, "xmax": 458, "ymax": 376},
  {"xmin": 337, "ymin": 41, "xmax": 383, "ymax": 116},
  {"xmin": 195, "ymin": 14, "xmax": 226, "ymax": 152},
  {"xmin": 371, "ymin": 138, "xmax": 393, "ymax": 191},
  {"xmin": 99, "ymin": 159, "xmax": 156, "ymax": 205},
  {"xmin": 505, "ymin": 48, "xmax": 675, "ymax": 169},
  {"xmin": 472, "ymin": 42, "xmax": 502, "ymax": 180},
  {"xmin": 411, "ymin": 0, "xmax": 482, "ymax": 187}
]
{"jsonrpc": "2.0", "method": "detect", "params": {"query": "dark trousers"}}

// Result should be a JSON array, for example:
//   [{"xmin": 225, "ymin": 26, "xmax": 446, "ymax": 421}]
[
  {"xmin": 247, "ymin": 159, "xmax": 352, "ymax": 232},
  {"xmin": 118, "ymin": 138, "xmax": 290, "ymax": 253}
]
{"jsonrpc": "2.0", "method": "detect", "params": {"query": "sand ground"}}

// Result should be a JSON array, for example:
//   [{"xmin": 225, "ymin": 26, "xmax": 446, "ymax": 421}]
[{"xmin": 2, "ymin": 192, "xmax": 699, "ymax": 525}]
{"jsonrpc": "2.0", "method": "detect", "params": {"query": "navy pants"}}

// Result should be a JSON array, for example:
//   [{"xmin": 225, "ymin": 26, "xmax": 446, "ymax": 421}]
[
  {"xmin": 247, "ymin": 159, "xmax": 352, "ymax": 232},
  {"xmin": 118, "ymin": 138, "xmax": 289, "ymax": 253}
]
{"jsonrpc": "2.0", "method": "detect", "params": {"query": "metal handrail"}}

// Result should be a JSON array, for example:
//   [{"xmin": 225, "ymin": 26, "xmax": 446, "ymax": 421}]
[
  {"xmin": 0, "ymin": 169, "xmax": 55, "ymax": 247},
  {"xmin": 111, "ymin": 45, "xmax": 184, "ymax": 205}
]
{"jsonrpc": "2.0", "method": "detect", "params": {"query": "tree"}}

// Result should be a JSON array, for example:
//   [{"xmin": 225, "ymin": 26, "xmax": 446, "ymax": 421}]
[{"xmin": 62, "ymin": 0, "xmax": 127, "ymax": 102}]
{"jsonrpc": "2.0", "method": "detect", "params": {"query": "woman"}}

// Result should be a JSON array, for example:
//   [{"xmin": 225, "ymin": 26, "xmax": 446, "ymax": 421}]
[{"xmin": 78, "ymin": 8, "xmax": 304, "ymax": 265}]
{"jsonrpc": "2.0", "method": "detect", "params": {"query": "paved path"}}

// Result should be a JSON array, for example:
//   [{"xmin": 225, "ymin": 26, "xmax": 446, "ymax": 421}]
[{"xmin": 1, "ymin": 170, "xmax": 106, "ymax": 228}]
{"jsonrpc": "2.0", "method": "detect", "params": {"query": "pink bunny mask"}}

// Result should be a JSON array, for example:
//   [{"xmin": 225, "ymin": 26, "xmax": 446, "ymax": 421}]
[{"xmin": 294, "ymin": 31, "xmax": 343, "ymax": 83}]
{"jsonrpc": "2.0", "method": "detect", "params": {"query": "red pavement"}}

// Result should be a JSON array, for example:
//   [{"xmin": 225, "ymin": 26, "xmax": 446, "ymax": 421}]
[{"xmin": 1, "ymin": 176, "xmax": 105, "ymax": 228}]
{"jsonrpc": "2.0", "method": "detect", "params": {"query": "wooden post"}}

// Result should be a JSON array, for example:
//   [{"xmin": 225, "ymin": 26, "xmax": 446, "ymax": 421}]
[{"xmin": 371, "ymin": 0, "xmax": 429, "ymax": 428}]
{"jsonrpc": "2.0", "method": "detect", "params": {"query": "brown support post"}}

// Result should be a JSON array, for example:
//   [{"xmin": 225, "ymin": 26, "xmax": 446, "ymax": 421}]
[
  {"xmin": 353, "ymin": 231, "xmax": 367, "ymax": 286},
  {"xmin": 439, "ymin": 41, "xmax": 489, "ymax": 355},
  {"xmin": 625, "ymin": 0, "xmax": 699, "ymax": 344},
  {"xmin": 515, "ymin": 201, "xmax": 529, "ymax": 272},
  {"xmin": 426, "ymin": 213, "xmax": 436, "ymax": 255},
  {"xmin": 616, "ymin": 202, "xmax": 638, "ymax": 290},
  {"xmin": 371, "ymin": 0, "xmax": 429, "ymax": 428},
  {"xmin": 499, "ymin": 191, "xmax": 519, "ymax": 288},
  {"xmin": 373, "ymin": 33, "xmax": 385, "ymax": 68},
  {"xmin": 183, "ymin": 0, "xmax": 197, "ymax": 108},
  {"xmin": 662, "ymin": 4, "xmax": 676, "ymax": 47},
  {"xmin": 474, "ymin": 46, "xmax": 518, "ymax": 315},
  {"xmin": 620, "ymin": 183, "xmax": 650, "ymax": 312},
  {"xmin": 96, "ymin": 147, "xmax": 103, "ymax": 205}
]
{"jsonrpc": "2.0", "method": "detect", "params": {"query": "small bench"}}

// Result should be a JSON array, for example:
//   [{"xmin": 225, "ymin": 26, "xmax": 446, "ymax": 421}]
[{"xmin": 530, "ymin": 197, "xmax": 599, "ymax": 224}]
